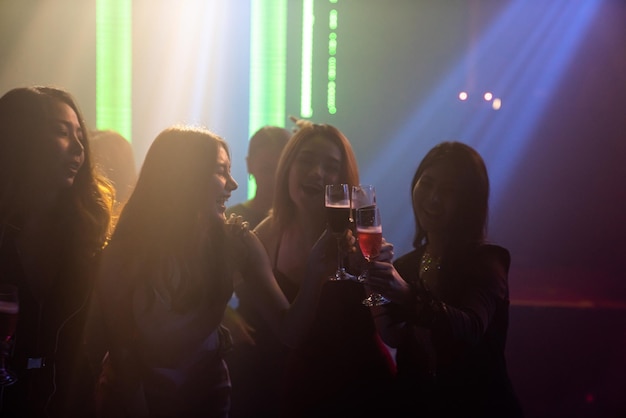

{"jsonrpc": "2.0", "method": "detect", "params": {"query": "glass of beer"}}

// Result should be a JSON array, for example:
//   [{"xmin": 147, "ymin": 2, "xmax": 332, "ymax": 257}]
[
  {"xmin": 0, "ymin": 284, "xmax": 18, "ymax": 386},
  {"xmin": 325, "ymin": 184, "xmax": 355, "ymax": 281},
  {"xmin": 355, "ymin": 207, "xmax": 390, "ymax": 306}
]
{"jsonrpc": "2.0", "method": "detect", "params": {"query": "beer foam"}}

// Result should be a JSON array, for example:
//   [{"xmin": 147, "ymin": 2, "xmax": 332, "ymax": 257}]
[{"xmin": 0, "ymin": 301, "xmax": 18, "ymax": 314}]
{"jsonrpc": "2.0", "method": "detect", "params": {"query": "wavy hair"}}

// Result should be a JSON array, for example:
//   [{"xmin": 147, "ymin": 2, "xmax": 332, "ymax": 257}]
[{"xmin": 0, "ymin": 86, "xmax": 113, "ymax": 254}]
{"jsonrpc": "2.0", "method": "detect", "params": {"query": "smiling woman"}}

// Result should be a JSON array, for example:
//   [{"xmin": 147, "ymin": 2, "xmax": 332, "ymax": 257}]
[
  {"xmin": 0, "ymin": 86, "xmax": 114, "ymax": 418},
  {"xmin": 229, "ymin": 121, "xmax": 396, "ymax": 418},
  {"xmin": 91, "ymin": 124, "xmax": 344, "ymax": 417},
  {"xmin": 365, "ymin": 141, "xmax": 523, "ymax": 418}
]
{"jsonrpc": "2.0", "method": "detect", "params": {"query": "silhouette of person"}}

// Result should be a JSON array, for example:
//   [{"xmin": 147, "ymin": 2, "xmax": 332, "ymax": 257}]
[
  {"xmin": 90, "ymin": 129, "xmax": 137, "ymax": 212},
  {"xmin": 0, "ymin": 85, "xmax": 113, "ymax": 417},
  {"xmin": 366, "ymin": 141, "xmax": 523, "ymax": 418},
  {"xmin": 234, "ymin": 120, "xmax": 396, "ymax": 418},
  {"xmin": 226, "ymin": 125, "xmax": 291, "ymax": 229},
  {"xmin": 93, "ymin": 125, "xmax": 347, "ymax": 417}
]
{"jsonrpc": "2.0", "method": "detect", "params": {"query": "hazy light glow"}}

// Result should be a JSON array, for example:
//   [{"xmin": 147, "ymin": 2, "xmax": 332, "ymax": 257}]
[
  {"xmin": 459, "ymin": 91, "xmax": 469, "ymax": 100},
  {"xmin": 329, "ymin": 9, "xmax": 338, "ymax": 30},
  {"xmin": 484, "ymin": 91, "xmax": 493, "ymax": 101},
  {"xmin": 362, "ymin": 0, "xmax": 602, "ymax": 252},
  {"xmin": 96, "ymin": 0, "xmax": 132, "ymax": 141},
  {"xmin": 327, "ymin": 5, "xmax": 338, "ymax": 114},
  {"xmin": 300, "ymin": 0, "xmax": 314, "ymax": 118},
  {"xmin": 249, "ymin": 0, "xmax": 288, "ymax": 198}
]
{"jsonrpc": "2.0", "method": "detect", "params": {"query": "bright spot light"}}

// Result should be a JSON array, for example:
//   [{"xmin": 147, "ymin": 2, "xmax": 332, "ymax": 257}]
[
  {"xmin": 484, "ymin": 92, "xmax": 493, "ymax": 101},
  {"xmin": 492, "ymin": 98, "xmax": 502, "ymax": 110},
  {"xmin": 458, "ymin": 91, "xmax": 468, "ymax": 101}
]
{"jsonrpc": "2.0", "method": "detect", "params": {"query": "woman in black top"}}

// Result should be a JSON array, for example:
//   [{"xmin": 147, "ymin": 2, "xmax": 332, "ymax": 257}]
[
  {"xmin": 366, "ymin": 141, "xmax": 523, "ymax": 418},
  {"xmin": 0, "ymin": 86, "xmax": 113, "ymax": 417}
]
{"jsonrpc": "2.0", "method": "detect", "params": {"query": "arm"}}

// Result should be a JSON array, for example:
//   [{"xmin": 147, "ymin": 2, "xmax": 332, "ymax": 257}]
[
  {"xmin": 365, "ymin": 258, "xmax": 413, "ymax": 348},
  {"xmin": 232, "ymin": 225, "xmax": 337, "ymax": 348},
  {"xmin": 369, "ymin": 247, "xmax": 509, "ymax": 348},
  {"xmin": 427, "ymin": 248, "xmax": 509, "ymax": 347}
]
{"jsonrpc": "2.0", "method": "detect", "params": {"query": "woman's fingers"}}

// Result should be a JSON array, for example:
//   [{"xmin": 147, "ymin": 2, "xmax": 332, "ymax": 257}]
[{"xmin": 377, "ymin": 239, "xmax": 394, "ymax": 262}]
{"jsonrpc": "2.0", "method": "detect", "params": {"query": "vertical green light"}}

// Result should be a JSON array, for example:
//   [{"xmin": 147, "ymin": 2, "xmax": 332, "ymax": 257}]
[
  {"xmin": 300, "ymin": 0, "xmax": 314, "ymax": 118},
  {"xmin": 327, "ymin": 6, "xmax": 337, "ymax": 114},
  {"xmin": 96, "ymin": 0, "xmax": 132, "ymax": 142},
  {"xmin": 249, "ymin": 0, "xmax": 288, "ymax": 199}
]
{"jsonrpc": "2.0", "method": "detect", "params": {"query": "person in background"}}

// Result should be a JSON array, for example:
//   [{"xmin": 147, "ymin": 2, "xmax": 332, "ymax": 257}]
[
  {"xmin": 93, "ymin": 125, "xmax": 348, "ymax": 417},
  {"xmin": 0, "ymin": 86, "xmax": 113, "ymax": 417},
  {"xmin": 86, "ymin": 129, "xmax": 138, "ymax": 380},
  {"xmin": 90, "ymin": 129, "xmax": 137, "ymax": 213},
  {"xmin": 235, "ymin": 120, "xmax": 396, "ymax": 417},
  {"xmin": 225, "ymin": 125, "xmax": 291, "ymax": 228},
  {"xmin": 224, "ymin": 125, "xmax": 291, "ymax": 417},
  {"xmin": 365, "ymin": 141, "xmax": 523, "ymax": 417}
]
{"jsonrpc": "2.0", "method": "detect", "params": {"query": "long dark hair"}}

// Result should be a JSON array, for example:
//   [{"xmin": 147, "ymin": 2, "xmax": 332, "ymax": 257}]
[
  {"xmin": 112, "ymin": 125, "xmax": 232, "ymax": 310},
  {"xmin": 0, "ymin": 86, "xmax": 112, "ymax": 253},
  {"xmin": 411, "ymin": 141, "xmax": 489, "ymax": 253}
]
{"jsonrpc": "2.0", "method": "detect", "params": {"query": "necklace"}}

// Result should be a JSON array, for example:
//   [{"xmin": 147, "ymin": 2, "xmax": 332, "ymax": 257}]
[{"xmin": 420, "ymin": 251, "xmax": 442, "ymax": 277}]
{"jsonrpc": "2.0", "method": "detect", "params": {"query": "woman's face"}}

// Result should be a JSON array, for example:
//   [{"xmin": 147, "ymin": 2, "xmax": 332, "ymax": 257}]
[
  {"xmin": 42, "ymin": 100, "xmax": 85, "ymax": 190},
  {"xmin": 210, "ymin": 145, "xmax": 238, "ymax": 222},
  {"xmin": 412, "ymin": 161, "xmax": 459, "ymax": 238},
  {"xmin": 288, "ymin": 134, "xmax": 342, "ymax": 215}
]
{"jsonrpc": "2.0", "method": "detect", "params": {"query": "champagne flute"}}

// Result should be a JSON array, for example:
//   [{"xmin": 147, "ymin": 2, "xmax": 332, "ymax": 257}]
[
  {"xmin": 0, "ymin": 284, "xmax": 18, "ymax": 386},
  {"xmin": 351, "ymin": 184, "xmax": 376, "ymax": 212},
  {"xmin": 351, "ymin": 185, "xmax": 376, "ymax": 281},
  {"xmin": 355, "ymin": 207, "xmax": 390, "ymax": 306},
  {"xmin": 325, "ymin": 184, "xmax": 355, "ymax": 281}
]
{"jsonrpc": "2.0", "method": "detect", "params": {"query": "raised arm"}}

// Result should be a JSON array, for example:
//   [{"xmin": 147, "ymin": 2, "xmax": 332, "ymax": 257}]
[{"xmin": 231, "ymin": 225, "xmax": 338, "ymax": 348}]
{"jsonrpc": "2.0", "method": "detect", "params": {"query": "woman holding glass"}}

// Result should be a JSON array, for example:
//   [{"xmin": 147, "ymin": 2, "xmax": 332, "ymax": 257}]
[
  {"xmin": 0, "ymin": 86, "xmax": 114, "ymax": 417},
  {"xmin": 365, "ymin": 141, "xmax": 523, "ymax": 417},
  {"xmin": 240, "ymin": 121, "xmax": 396, "ymax": 417},
  {"xmin": 93, "ymin": 126, "xmax": 344, "ymax": 418}
]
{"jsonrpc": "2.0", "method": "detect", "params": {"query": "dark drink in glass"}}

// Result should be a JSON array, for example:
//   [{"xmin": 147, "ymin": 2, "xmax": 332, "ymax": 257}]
[
  {"xmin": 325, "ymin": 184, "xmax": 355, "ymax": 281},
  {"xmin": 326, "ymin": 204, "xmax": 351, "ymax": 234}
]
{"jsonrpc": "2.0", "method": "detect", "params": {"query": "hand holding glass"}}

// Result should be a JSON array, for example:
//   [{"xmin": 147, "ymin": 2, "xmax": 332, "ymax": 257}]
[
  {"xmin": 351, "ymin": 185, "xmax": 376, "ymax": 281},
  {"xmin": 325, "ymin": 184, "xmax": 355, "ymax": 281},
  {"xmin": 356, "ymin": 207, "xmax": 390, "ymax": 306},
  {"xmin": 0, "ymin": 284, "xmax": 18, "ymax": 386}
]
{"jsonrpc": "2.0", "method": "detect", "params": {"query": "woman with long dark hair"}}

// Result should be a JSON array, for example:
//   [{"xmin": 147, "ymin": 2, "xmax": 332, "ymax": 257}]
[
  {"xmin": 0, "ymin": 86, "xmax": 113, "ymax": 417},
  {"xmin": 366, "ymin": 141, "xmax": 523, "ymax": 417},
  {"xmin": 94, "ymin": 125, "xmax": 343, "ymax": 417}
]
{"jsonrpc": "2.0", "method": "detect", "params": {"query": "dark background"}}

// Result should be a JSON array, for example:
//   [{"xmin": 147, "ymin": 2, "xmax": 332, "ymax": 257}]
[{"xmin": 1, "ymin": 1, "xmax": 625, "ymax": 416}]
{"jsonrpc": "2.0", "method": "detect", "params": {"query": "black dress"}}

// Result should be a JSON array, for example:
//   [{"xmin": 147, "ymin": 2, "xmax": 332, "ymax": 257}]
[
  {"xmin": 389, "ymin": 244, "xmax": 524, "ymax": 418},
  {"xmin": 228, "ymin": 237, "xmax": 396, "ymax": 418},
  {"xmin": 0, "ymin": 223, "xmax": 98, "ymax": 418}
]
